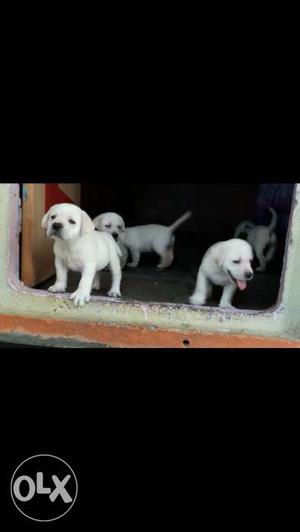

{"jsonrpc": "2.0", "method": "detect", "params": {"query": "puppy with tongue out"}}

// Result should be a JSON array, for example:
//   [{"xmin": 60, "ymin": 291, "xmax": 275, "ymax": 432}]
[{"xmin": 189, "ymin": 238, "xmax": 254, "ymax": 308}]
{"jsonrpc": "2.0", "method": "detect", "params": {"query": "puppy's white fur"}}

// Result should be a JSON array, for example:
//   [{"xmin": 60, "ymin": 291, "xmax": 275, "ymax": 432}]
[
  {"xmin": 120, "ymin": 211, "xmax": 192, "ymax": 268},
  {"xmin": 234, "ymin": 207, "xmax": 277, "ymax": 272},
  {"xmin": 41, "ymin": 203, "xmax": 122, "ymax": 306},
  {"xmin": 93, "ymin": 212, "xmax": 128, "ymax": 268},
  {"xmin": 189, "ymin": 238, "xmax": 254, "ymax": 308}
]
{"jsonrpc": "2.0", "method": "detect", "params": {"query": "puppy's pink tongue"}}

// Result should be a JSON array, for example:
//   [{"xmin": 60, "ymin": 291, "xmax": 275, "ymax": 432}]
[{"xmin": 237, "ymin": 280, "xmax": 247, "ymax": 291}]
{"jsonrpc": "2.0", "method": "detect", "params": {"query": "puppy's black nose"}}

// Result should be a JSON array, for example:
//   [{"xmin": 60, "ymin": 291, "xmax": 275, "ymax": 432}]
[
  {"xmin": 245, "ymin": 271, "xmax": 253, "ymax": 280},
  {"xmin": 112, "ymin": 232, "xmax": 118, "ymax": 240},
  {"xmin": 52, "ymin": 222, "xmax": 63, "ymax": 231}
]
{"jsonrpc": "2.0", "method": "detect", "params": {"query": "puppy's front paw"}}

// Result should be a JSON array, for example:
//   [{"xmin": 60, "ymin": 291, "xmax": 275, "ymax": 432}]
[
  {"xmin": 219, "ymin": 302, "xmax": 235, "ymax": 308},
  {"xmin": 48, "ymin": 284, "xmax": 66, "ymax": 293},
  {"xmin": 70, "ymin": 288, "xmax": 91, "ymax": 306},
  {"xmin": 189, "ymin": 294, "xmax": 206, "ymax": 305},
  {"xmin": 107, "ymin": 289, "xmax": 121, "ymax": 298},
  {"xmin": 256, "ymin": 266, "xmax": 266, "ymax": 272},
  {"xmin": 127, "ymin": 262, "xmax": 138, "ymax": 268}
]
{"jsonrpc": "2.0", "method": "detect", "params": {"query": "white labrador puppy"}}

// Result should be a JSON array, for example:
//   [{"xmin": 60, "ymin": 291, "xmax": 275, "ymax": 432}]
[
  {"xmin": 122, "ymin": 211, "xmax": 192, "ymax": 268},
  {"xmin": 41, "ymin": 203, "xmax": 122, "ymax": 306},
  {"xmin": 234, "ymin": 207, "xmax": 277, "ymax": 272},
  {"xmin": 189, "ymin": 238, "xmax": 254, "ymax": 308},
  {"xmin": 94, "ymin": 210, "xmax": 192, "ymax": 269},
  {"xmin": 93, "ymin": 212, "xmax": 128, "ymax": 268}
]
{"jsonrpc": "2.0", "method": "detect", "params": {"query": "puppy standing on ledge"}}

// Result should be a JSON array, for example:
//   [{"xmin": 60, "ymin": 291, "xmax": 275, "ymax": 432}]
[
  {"xmin": 189, "ymin": 238, "xmax": 254, "ymax": 308},
  {"xmin": 41, "ymin": 203, "xmax": 122, "ymax": 306}
]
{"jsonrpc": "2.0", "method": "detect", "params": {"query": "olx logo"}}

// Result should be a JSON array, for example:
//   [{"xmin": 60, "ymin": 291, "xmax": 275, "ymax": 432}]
[{"xmin": 10, "ymin": 455, "xmax": 78, "ymax": 522}]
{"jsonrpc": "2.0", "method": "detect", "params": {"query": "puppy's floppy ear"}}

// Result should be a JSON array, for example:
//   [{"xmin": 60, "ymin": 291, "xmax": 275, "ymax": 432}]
[
  {"xmin": 244, "ymin": 223, "xmax": 254, "ymax": 235},
  {"xmin": 80, "ymin": 209, "xmax": 95, "ymax": 236},
  {"xmin": 95, "ymin": 214, "xmax": 105, "ymax": 230},
  {"xmin": 212, "ymin": 244, "xmax": 226, "ymax": 268},
  {"xmin": 41, "ymin": 207, "xmax": 53, "ymax": 230},
  {"xmin": 120, "ymin": 216, "xmax": 126, "ymax": 233}
]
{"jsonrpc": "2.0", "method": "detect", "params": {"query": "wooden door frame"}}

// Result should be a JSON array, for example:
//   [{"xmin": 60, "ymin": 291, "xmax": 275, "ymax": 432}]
[{"xmin": 21, "ymin": 183, "xmax": 81, "ymax": 287}]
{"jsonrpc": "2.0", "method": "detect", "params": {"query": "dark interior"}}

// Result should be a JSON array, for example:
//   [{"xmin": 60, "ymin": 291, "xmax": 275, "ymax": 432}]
[{"xmin": 38, "ymin": 183, "xmax": 295, "ymax": 310}]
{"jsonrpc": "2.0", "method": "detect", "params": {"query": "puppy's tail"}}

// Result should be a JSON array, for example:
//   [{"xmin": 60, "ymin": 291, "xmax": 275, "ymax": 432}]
[
  {"xmin": 169, "ymin": 211, "xmax": 192, "ymax": 232},
  {"xmin": 267, "ymin": 207, "xmax": 277, "ymax": 232}
]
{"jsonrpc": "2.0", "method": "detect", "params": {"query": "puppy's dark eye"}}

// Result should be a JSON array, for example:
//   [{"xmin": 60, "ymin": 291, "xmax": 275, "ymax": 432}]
[
  {"xmin": 233, "ymin": 259, "xmax": 241, "ymax": 264},
  {"xmin": 117, "ymin": 225, "xmax": 122, "ymax": 230},
  {"xmin": 51, "ymin": 215, "xmax": 56, "ymax": 220},
  {"xmin": 69, "ymin": 219, "xmax": 76, "ymax": 224},
  {"xmin": 105, "ymin": 224, "xmax": 111, "ymax": 228}
]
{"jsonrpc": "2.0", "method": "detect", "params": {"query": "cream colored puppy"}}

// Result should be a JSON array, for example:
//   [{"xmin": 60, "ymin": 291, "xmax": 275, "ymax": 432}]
[
  {"xmin": 41, "ymin": 203, "xmax": 122, "ymax": 306},
  {"xmin": 234, "ymin": 207, "xmax": 277, "ymax": 272},
  {"xmin": 123, "ymin": 211, "xmax": 192, "ymax": 268},
  {"xmin": 189, "ymin": 238, "xmax": 254, "ymax": 308},
  {"xmin": 93, "ymin": 212, "xmax": 128, "ymax": 268}
]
